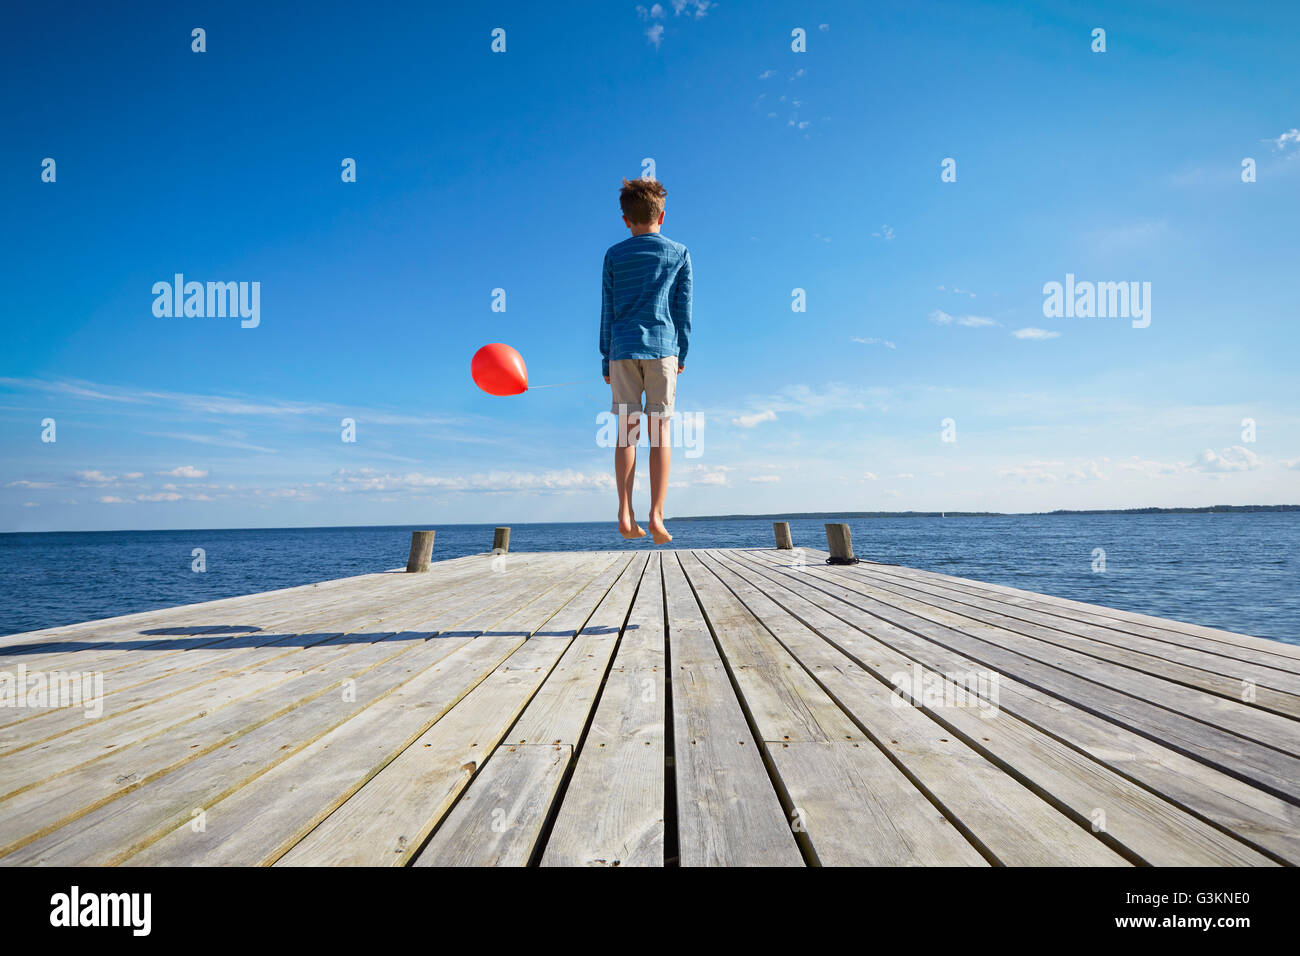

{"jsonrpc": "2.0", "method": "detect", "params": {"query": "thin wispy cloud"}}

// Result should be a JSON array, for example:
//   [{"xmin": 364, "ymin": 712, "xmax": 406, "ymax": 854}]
[
  {"xmin": 1194, "ymin": 445, "xmax": 1261, "ymax": 473},
  {"xmin": 1270, "ymin": 127, "xmax": 1299, "ymax": 150},
  {"xmin": 163, "ymin": 465, "xmax": 208, "ymax": 478},
  {"xmin": 930, "ymin": 310, "xmax": 998, "ymax": 328},
  {"xmin": 733, "ymin": 409, "xmax": 777, "ymax": 428}
]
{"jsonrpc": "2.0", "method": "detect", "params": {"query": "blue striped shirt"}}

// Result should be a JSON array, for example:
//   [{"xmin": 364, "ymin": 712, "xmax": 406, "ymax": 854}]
[{"xmin": 599, "ymin": 233, "xmax": 692, "ymax": 377}]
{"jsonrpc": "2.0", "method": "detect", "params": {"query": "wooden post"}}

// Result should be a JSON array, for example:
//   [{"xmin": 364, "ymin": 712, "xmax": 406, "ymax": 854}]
[
  {"xmin": 825, "ymin": 523, "xmax": 856, "ymax": 564},
  {"xmin": 492, "ymin": 526, "xmax": 511, "ymax": 554},
  {"xmin": 406, "ymin": 530, "xmax": 435, "ymax": 572},
  {"xmin": 773, "ymin": 521, "xmax": 793, "ymax": 550}
]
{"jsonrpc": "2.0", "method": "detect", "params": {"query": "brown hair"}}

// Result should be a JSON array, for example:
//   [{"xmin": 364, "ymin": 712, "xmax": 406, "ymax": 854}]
[{"xmin": 619, "ymin": 177, "xmax": 667, "ymax": 224}]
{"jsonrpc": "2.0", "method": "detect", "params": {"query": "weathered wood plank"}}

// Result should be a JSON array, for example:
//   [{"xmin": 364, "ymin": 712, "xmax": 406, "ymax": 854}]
[
  {"xmin": 813, "ymin": 561, "xmax": 1300, "ymax": 760},
  {"xmin": 662, "ymin": 553, "xmax": 803, "ymax": 866},
  {"xmin": 277, "ymin": 637, "xmax": 572, "ymax": 866},
  {"xmin": 6, "ymin": 633, "xmax": 489, "ymax": 865},
  {"xmin": 678, "ymin": 551, "xmax": 861, "ymax": 744},
  {"xmin": 735, "ymin": 549, "xmax": 1300, "ymax": 863},
  {"xmin": 0, "ymin": 552, "xmax": 574, "ymax": 755},
  {"xmin": 709, "ymin": 550, "xmax": 1274, "ymax": 865},
  {"xmin": 862, "ymin": 561, "xmax": 1300, "ymax": 681},
  {"xmin": 771, "ymin": 741, "xmax": 987, "ymax": 866},
  {"xmin": 701, "ymin": 551, "xmax": 1127, "ymax": 866},
  {"xmin": 507, "ymin": 555, "xmax": 647, "ymax": 747},
  {"xmin": 411, "ymin": 557, "xmax": 650, "ymax": 866},
  {"xmin": 541, "ymin": 554, "xmax": 665, "ymax": 867},
  {"xmin": 830, "ymin": 551, "xmax": 1300, "ymax": 667},
  {"xmin": 847, "ymin": 563, "xmax": 1300, "ymax": 708},
  {"xmin": 0, "ymin": 633, "xmax": 421, "ymax": 857},
  {"xmin": 411, "ymin": 744, "xmax": 571, "ymax": 866}
]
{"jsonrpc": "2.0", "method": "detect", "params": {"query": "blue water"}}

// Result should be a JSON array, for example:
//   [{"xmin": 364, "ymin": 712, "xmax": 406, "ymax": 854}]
[{"xmin": 0, "ymin": 514, "xmax": 1296, "ymax": 645}]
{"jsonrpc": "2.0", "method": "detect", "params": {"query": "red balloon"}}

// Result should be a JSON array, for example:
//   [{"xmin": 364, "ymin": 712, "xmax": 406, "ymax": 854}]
[{"xmin": 471, "ymin": 343, "xmax": 529, "ymax": 396}]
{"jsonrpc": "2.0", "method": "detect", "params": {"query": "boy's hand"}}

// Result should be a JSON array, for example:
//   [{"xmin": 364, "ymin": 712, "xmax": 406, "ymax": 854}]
[
  {"xmin": 604, "ymin": 375, "xmax": 610, "ymax": 384},
  {"xmin": 678, "ymin": 365, "xmax": 685, "ymax": 374}
]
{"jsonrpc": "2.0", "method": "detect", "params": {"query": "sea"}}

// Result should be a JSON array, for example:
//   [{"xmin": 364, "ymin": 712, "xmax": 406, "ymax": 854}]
[{"xmin": 1, "ymin": 513, "xmax": 1297, "ymax": 645}]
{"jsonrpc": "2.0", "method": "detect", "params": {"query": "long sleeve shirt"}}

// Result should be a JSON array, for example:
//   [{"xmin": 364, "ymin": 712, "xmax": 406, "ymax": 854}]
[{"xmin": 599, "ymin": 233, "xmax": 692, "ymax": 377}]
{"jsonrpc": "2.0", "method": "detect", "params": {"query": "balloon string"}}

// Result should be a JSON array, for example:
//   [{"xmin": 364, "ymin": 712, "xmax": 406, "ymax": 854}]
[{"xmin": 528, "ymin": 381, "xmax": 585, "ymax": 389}]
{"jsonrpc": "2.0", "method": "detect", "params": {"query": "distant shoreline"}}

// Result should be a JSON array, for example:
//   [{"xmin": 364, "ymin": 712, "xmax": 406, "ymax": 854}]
[
  {"xmin": 672, "ymin": 505, "xmax": 1300, "ymax": 521},
  {"xmin": 3, "ymin": 505, "xmax": 1298, "ymax": 536}
]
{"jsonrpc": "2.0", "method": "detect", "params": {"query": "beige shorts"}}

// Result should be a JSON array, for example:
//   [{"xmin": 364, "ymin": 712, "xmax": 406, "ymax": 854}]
[{"xmin": 609, "ymin": 357, "xmax": 678, "ymax": 419}]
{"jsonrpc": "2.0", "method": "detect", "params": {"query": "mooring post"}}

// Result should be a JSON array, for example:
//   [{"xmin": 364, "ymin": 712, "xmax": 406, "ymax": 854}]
[
  {"xmin": 493, "ymin": 526, "xmax": 511, "ymax": 554},
  {"xmin": 825, "ymin": 523, "xmax": 857, "ymax": 564},
  {"xmin": 406, "ymin": 530, "xmax": 435, "ymax": 572},
  {"xmin": 773, "ymin": 521, "xmax": 793, "ymax": 550}
]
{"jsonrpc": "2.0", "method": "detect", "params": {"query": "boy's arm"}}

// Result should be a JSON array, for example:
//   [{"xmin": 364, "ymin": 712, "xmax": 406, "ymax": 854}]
[
  {"xmin": 671, "ymin": 250, "xmax": 692, "ymax": 369},
  {"xmin": 600, "ymin": 251, "xmax": 613, "ymax": 378}
]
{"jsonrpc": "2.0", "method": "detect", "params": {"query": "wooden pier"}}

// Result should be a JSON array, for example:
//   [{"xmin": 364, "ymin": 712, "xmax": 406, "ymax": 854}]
[{"xmin": 1, "ymin": 541, "xmax": 1297, "ymax": 866}]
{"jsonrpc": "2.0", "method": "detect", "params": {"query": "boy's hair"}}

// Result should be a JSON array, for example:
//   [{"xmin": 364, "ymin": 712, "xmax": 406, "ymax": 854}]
[{"xmin": 619, "ymin": 177, "xmax": 667, "ymax": 224}]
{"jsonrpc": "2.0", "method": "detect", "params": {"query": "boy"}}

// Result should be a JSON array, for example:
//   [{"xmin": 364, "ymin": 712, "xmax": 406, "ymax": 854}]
[{"xmin": 600, "ymin": 177, "xmax": 692, "ymax": 545}]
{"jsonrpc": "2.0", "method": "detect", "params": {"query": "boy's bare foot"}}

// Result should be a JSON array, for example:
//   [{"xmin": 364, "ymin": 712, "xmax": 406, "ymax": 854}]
[
  {"xmin": 619, "ymin": 516, "xmax": 646, "ymax": 539},
  {"xmin": 648, "ymin": 517, "xmax": 672, "ymax": 545}
]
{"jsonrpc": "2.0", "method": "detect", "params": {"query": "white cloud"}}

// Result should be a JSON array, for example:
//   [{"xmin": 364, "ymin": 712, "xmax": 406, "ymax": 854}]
[
  {"xmin": 1193, "ymin": 445, "xmax": 1261, "ymax": 473},
  {"xmin": 1066, "ymin": 460, "xmax": 1107, "ymax": 481},
  {"xmin": 733, "ymin": 409, "xmax": 777, "ymax": 428},
  {"xmin": 672, "ymin": 0, "xmax": 712, "ymax": 17},
  {"xmin": 757, "ymin": 69, "xmax": 775, "ymax": 79},
  {"xmin": 97, "ymin": 495, "xmax": 127, "ymax": 504},
  {"xmin": 1116, "ymin": 456, "xmax": 1184, "ymax": 478},
  {"xmin": 1271, "ymin": 128, "xmax": 1300, "ymax": 151},
  {"xmin": 76, "ymin": 470, "xmax": 117, "ymax": 483},
  {"xmin": 896, "ymin": 473, "xmax": 914, "ymax": 479},
  {"xmin": 862, "ymin": 472, "xmax": 877, "ymax": 480},
  {"xmin": 748, "ymin": 475, "xmax": 781, "ymax": 483},
  {"xmin": 998, "ymin": 465, "xmax": 1059, "ymax": 483},
  {"xmin": 6, "ymin": 480, "xmax": 53, "ymax": 488},
  {"xmin": 646, "ymin": 23, "xmax": 664, "ymax": 46},
  {"xmin": 332, "ymin": 468, "xmax": 616, "ymax": 495},
  {"xmin": 676, "ymin": 464, "xmax": 731, "ymax": 486},
  {"xmin": 945, "ymin": 286, "xmax": 977, "ymax": 298},
  {"xmin": 148, "ymin": 432, "xmax": 277, "ymax": 454},
  {"xmin": 930, "ymin": 310, "xmax": 998, "ymax": 328},
  {"xmin": 1013, "ymin": 327, "xmax": 1061, "ymax": 340},
  {"xmin": 851, "ymin": 337, "xmax": 896, "ymax": 349},
  {"xmin": 138, "ymin": 492, "xmax": 184, "ymax": 502},
  {"xmin": 872, "ymin": 225, "xmax": 895, "ymax": 240},
  {"xmin": 164, "ymin": 465, "xmax": 209, "ymax": 478}
]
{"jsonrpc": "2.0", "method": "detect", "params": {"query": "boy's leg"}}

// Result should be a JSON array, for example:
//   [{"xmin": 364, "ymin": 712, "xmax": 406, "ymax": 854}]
[
  {"xmin": 615, "ymin": 412, "xmax": 643, "ymax": 538},
  {"xmin": 648, "ymin": 414, "xmax": 672, "ymax": 543},
  {"xmin": 644, "ymin": 359, "xmax": 678, "ymax": 544},
  {"xmin": 609, "ymin": 361, "xmax": 646, "ymax": 539}
]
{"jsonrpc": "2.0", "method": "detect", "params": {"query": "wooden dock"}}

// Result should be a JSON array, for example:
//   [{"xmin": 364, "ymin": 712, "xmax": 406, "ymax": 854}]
[{"xmin": 1, "ymin": 544, "xmax": 1297, "ymax": 867}]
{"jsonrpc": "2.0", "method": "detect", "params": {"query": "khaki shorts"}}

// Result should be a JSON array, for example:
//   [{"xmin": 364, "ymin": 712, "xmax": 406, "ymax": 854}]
[{"xmin": 609, "ymin": 357, "xmax": 678, "ymax": 419}]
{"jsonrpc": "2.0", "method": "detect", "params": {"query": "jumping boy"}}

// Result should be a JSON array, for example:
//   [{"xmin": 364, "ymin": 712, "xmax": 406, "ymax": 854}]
[{"xmin": 600, "ymin": 177, "xmax": 692, "ymax": 545}]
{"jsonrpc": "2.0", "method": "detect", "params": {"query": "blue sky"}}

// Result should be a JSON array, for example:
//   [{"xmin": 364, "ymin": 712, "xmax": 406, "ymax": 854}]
[{"xmin": 2, "ymin": 0, "xmax": 1298, "ymax": 531}]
